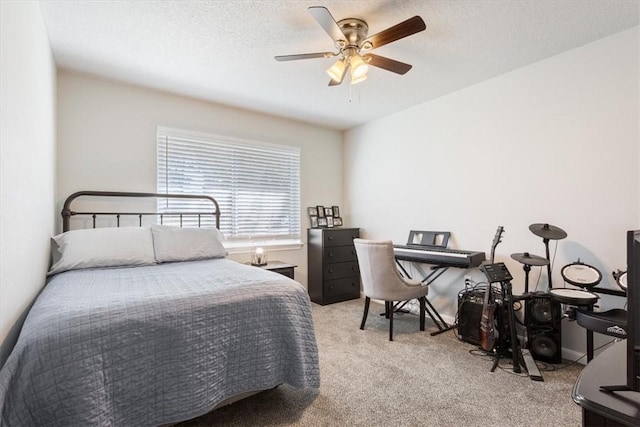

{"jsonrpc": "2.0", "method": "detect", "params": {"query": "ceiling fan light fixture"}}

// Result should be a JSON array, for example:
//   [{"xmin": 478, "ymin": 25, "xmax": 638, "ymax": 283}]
[
  {"xmin": 350, "ymin": 72, "xmax": 367, "ymax": 85},
  {"xmin": 349, "ymin": 54, "xmax": 369, "ymax": 83},
  {"xmin": 326, "ymin": 59, "xmax": 347, "ymax": 82}
]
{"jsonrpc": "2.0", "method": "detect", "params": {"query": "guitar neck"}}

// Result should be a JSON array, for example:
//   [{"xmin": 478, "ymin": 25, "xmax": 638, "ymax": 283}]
[{"xmin": 490, "ymin": 226, "xmax": 504, "ymax": 264}]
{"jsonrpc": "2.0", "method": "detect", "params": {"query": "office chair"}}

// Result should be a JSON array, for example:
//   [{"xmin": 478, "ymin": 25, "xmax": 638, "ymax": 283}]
[{"xmin": 354, "ymin": 239, "xmax": 428, "ymax": 341}]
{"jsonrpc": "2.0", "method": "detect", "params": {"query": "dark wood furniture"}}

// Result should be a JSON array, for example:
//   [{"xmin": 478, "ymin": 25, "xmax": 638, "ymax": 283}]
[
  {"xmin": 573, "ymin": 341, "xmax": 640, "ymax": 426},
  {"xmin": 250, "ymin": 261, "xmax": 296, "ymax": 279},
  {"xmin": 308, "ymin": 227, "xmax": 360, "ymax": 305}
]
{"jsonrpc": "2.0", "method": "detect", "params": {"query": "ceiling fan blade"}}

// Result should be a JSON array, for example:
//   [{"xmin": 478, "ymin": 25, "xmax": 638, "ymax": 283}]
[
  {"xmin": 275, "ymin": 52, "xmax": 335, "ymax": 61},
  {"xmin": 308, "ymin": 6, "xmax": 347, "ymax": 43},
  {"xmin": 364, "ymin": 54, "xmax": 412, "ymax": 74},
  {"xmin": 363, "ymin": 16, "xmax": 426, "ymax": 49},
  {"xmin": 328, "ymin": 78, "xmax": 342, "ymax": 87}
]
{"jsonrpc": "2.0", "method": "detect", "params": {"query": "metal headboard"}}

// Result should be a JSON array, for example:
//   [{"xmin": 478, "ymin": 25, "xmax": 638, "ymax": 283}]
[{"xmin": 62, "ymin": 191, "xmax": 221, "ymax": 232}]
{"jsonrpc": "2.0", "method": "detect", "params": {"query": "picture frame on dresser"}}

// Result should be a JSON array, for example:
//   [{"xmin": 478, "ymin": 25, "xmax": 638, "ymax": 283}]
[
  {"xmin": 317, "ymin": 206, "xmax": 325, "ymax": 218},
  {"xmin": 334, "ymin": 217, "xmax": 343, "ymax": 226},
  {"xmin": 307, "ymin": 207, "xmax": 318, "ymax": 217},
  {"xmin": 310, "ymin": 216, "xmax": 319, "ymax": 228},
  {"xmin": 326, "ymin": 216, "xmax": 334, "ymax": 228},
  {"xmin": 332, "ymin": 206, "xmax": 340, "ymax": 217},
  {"xmin": 318, "ymin": 217, "xmax": 328, "ymax": 227},
  {"xmin": 325, "ymin": 207, "xmax": 333, "ymax": 218}
]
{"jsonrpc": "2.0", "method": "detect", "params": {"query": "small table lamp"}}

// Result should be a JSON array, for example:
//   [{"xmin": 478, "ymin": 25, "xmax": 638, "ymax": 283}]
[{"xmin": 251, "ymin": 246, "xmax": 268, "ymax": 266}]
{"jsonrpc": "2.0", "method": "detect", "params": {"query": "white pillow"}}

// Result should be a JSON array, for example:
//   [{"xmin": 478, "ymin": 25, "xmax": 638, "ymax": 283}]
[
  {"xmin": 150, "ymin": 224, "xmax": 227, "ymax": 263},
  {"xmin": 49, "ymin": 227, "xmax": 156, "ymax": 275}
]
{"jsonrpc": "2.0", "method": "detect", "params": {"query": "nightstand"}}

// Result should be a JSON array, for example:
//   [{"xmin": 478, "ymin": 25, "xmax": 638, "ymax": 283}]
[{"xmin": 250, "ymin": 261, "xmax": 297, "ymax": 279}]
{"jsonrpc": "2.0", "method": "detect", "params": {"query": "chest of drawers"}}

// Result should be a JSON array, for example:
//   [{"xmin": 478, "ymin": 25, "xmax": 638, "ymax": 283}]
[{"xmin": 307, "ymin": 227, "xmax": 360, "ymax": 305}]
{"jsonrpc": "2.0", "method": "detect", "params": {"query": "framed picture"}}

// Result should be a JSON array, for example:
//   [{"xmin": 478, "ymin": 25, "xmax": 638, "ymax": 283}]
[
  {"xmin": 318, "ymin": 217, "xmax": 328, "ymax": 227},
  {"xmin": 327, "ymin": 216, "xmax": 334, "ymax": 228},
  {"xmin": 317, "ymin": 206, "xmax": 325, "ymax": 218},
  {"xmin": 325, "ymin": 207, "xmax": 333, "ymax": 217},
  {"xmin": 332, "ymin": 206, "xmax": 340, "ymax": 217},
  {"xmin": 307, "ymin": 207, "xmax": 318, "ymax": 217},
  {"xmin": 310, "ymin": 216, "xmax": 319, "ymax": 228},
  {"xmin": 334, "ymin": 217, "xmax": 343, "ymax": 226}
]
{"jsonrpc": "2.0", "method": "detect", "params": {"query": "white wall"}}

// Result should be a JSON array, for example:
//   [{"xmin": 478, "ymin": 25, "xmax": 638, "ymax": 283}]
[
  {"xmin": 345, "ymin": 27, "xmax": 639, "ymax": 357},
  {"xmin": 57, "ymin": 71, "xmax": 343, "ymax": 287},
  {"xmin": 0, "ymin": 1, "xmax": 57, "ymax": 365}
]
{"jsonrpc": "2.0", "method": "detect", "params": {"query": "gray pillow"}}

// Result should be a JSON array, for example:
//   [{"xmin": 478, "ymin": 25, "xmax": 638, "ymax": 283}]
[
  {"xmin": 49, "ymin": 227, "xmax": 156, "ymax": 275},
  {"xmin": 150, "ymin": 224, "xmax": 227, "ymax": 263}
]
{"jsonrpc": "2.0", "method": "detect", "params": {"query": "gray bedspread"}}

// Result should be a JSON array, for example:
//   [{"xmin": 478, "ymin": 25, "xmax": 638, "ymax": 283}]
[{"xmin": 0, "ymin": 259, "xmax": 320, "ymax": 426}]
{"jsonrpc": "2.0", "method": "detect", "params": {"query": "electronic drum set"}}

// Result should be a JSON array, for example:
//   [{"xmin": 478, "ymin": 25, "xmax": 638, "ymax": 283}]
[{"xmin": 509, "ymin": 223, "xmax": 628, "ymax": 365}]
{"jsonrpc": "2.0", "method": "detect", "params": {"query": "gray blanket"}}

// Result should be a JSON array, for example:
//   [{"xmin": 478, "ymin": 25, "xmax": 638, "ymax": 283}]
[{"xmin": 0, "ymin": 259, "xmax": 320, "ymax": 426}]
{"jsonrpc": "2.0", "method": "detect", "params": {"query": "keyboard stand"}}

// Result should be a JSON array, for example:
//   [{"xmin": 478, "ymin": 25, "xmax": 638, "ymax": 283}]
[{"xmin": 395, "ymin": 259, "xmax": 456, "ymax": 336}]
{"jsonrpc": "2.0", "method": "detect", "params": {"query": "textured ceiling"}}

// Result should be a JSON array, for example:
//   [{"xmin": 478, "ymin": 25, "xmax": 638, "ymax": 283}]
[{"xmin": 40, "ymin": 1, "xmax": 639, "ymax": 130}]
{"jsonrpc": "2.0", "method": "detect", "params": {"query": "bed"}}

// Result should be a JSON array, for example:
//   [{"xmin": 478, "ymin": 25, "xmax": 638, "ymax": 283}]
[{"xmin": 0, "ymin": 191, "xmax": 320, "ymax": 426}]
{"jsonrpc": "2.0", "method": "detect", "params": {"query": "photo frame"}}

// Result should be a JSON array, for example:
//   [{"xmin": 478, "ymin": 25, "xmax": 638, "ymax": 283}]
[
  {"xmin": 327, "ymin": 216, "xmax": 334, "ymax": 228},
  {"xmin": 317, "ymin": 206, "xmax": 326, "ymax": 218},
  {"xmin": 318, "ymin": 217, "xmax": 328, "ymax": 227},
  {"xmin": 310, "ymin": 216, "xmax": 319, "ymax": 228},
  {"xmin": 307, "ymin": 207, "xmax": 318, "ymax": 217},
  {"xmin": 332, "ymin": 206, "xmax": 340, "ymax": 218},
  {"xmin": 325, "ymin": 207, "xmax": 333, "ymax": 218},
  {"xmin": 334, "ymin": 217, "xmax": 343, "ymax": 227}
]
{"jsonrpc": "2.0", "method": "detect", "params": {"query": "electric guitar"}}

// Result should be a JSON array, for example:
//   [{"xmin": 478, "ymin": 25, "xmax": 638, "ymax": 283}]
[{"xmin": 479, "ymin": 226, "xmax": 504, "ymax": 352}]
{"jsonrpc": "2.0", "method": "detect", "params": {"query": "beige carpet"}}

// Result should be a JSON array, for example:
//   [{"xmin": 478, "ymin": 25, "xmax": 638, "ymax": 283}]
[{"xmin": 177, "ymin": 298, "xmax": 584, "ymax": 426}]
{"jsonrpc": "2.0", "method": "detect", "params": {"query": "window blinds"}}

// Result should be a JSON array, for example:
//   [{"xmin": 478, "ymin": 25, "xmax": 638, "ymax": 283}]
[{"xmin": 157, "ymin": 127, "xmax": 301, "ymax": 244}]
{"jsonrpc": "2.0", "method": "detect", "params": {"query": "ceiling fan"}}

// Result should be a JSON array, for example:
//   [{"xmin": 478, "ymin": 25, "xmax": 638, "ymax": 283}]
[{"xmin": 275, "ymin": 6, "xmax": 426, "ymax": 86}]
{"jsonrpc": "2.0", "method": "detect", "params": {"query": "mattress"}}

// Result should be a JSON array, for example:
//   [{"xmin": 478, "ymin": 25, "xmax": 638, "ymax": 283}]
[{"xmin": 0, "ymin": 259, "xmax": 319, "ymax": 426}]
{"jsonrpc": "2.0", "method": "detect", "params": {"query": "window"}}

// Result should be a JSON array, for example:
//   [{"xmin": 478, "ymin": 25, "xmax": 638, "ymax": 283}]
[{"xmin": 157, "ymin": 127, "xmax": 301, "ymax": 249}]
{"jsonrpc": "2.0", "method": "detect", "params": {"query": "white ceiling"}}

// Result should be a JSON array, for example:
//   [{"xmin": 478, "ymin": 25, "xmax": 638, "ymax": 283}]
[{"xmin": 40, "ymin": 1, "xmax": 639, "ymax": 130}]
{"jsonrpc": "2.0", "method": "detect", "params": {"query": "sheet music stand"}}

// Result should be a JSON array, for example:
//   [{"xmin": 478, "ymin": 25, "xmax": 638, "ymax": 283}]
[{"xmin": 406, "ymin": 230, "xmax": 450, "ymax": 248}]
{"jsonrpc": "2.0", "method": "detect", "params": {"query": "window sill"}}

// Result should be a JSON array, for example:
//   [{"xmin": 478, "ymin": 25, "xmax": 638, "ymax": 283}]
[{"xmin": 224, "ymin": 240, "xmax": 304, "ymax": 255}]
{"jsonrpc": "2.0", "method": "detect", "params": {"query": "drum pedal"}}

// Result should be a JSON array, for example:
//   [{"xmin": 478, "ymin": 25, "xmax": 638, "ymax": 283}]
[{"xmin": 522, "ymin": 349, "xmax": 544, "ymax": 381}]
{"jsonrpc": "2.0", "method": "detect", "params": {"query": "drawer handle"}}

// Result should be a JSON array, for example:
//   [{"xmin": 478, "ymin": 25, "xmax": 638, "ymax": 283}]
[
  {"xmin": 328, "ymin": 236, "xmax": 334, "ymax": 241},
  {"xmin": 328, "ymin": 269, "xmax": 333, "ymax": 273},
  {"xmin": 351, "ymin": 282, "xmax": 356, "ymax": 287},
  {"xmin": 328, "ymin": 252, "xmax": 334, "ymax": 257}
]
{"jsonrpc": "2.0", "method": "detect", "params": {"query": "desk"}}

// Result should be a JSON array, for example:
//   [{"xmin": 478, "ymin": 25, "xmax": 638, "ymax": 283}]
[{"xmin": 573, "ymin": 341, "xmax": 640, "ymax": 426}]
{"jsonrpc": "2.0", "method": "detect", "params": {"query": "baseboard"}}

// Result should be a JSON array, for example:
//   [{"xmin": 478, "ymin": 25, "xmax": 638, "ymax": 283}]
[{"xmin": 562, "ymin": 347, "xmax": 587, "ymax": 365}]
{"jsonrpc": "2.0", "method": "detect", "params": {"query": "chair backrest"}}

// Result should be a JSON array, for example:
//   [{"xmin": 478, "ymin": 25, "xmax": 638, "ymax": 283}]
[{"xmin": 354, "ymin": 239, "xmax": 416, "ymax": 301}]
